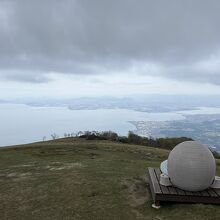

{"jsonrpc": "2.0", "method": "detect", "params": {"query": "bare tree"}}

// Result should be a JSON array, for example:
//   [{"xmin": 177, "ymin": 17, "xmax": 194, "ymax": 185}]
[
  {"xmin": 51, "ymin": 133, "xmax": 59, "ymax": 140},
  {"xmin": 71, "ymin": 132, "xmax": 76, "ymax": 137},
  {"xmin": 64, "ymin": 133, "xmax": 68, "ymax": 138},
  {"xmin": 64, "ymin": 133, "xmax": 71, "ymax": 137}
]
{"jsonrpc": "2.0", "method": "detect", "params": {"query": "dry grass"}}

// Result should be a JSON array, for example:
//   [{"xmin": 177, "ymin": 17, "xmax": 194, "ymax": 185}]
[{"xmin": 0, "ymin": 138, "xmax": 219, "ymax": 220}]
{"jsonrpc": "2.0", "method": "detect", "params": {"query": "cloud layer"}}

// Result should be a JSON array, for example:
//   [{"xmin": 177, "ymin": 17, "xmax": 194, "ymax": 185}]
[{"xmin": 1, "ymin": 0, "xmax": 220, "ymax": 85}]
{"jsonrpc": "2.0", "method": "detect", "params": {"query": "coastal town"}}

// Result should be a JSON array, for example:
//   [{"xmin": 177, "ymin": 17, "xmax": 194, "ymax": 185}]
[{"xmin": 129, "ymin": 114, "xmax": 220, "ymax": 152}]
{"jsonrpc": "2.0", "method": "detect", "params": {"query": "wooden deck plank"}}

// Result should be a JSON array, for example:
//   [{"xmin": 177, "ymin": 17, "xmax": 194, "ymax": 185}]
[
  {"xmin": 148, "ymin": 168, "xmax": 162, "ymax": 194},
  {"xmin": 183, "ymin": 191, "xmax": 192, "ymax": 195},
  {"xmin": 191, "ymin": 191, "xmax": 202, "ymax": 196},
  {"xmin": 206, "ymin": 188, "xmax": 218, "ymax": 197},
  {"xmin": 184, "ymin": 190, "xmax": 193, "ymax": 195},
  {"xmin": 200, "ymin": 190, "xmax": 210, "ymax": 197},
  {"xmin": 213, "ymin": 188, "xmax": 220, "ymax": 197},
  {"xmin": 167, "ymin": 186, "xmax": 178, "ymax": 195},
  {"xmin": 173, "ymin": 186, "xmax": 186, "ymax": 195},
  {"xmin": 155, "ymin": 168, "xmax": 180, "ymax": 195},
  {"xmin": 147, "ymin": 167, "xmax": 220, "ymax": 205},
  {"xmin": 154, "ymin": 168, "xmax": 170, "ymax": 194}
]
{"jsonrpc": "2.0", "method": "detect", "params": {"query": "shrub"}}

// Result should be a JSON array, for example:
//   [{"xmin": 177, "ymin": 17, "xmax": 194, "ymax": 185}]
[
  {"xmin": 77, "ymin": 130, "xmax": 193, "ymax": 150},
  {"xmin": 128, "ymin": 131, "xmax": 143, "ymax": 145},
  {"xmin": 99, "ymin": 131, "xmax": 118, "ymax": 141}
]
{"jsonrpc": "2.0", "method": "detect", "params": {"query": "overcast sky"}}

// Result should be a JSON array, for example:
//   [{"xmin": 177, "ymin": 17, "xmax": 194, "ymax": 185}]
[{"xmin": 1, "ymin": 0, "xmax": 220, "ymax": 99}]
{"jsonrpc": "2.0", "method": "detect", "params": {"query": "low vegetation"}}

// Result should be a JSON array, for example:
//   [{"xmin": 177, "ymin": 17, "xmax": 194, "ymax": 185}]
[
  {"xmin": 0, "ymin": 137, "xmax": 219, "ymax": 220},
  {"xmin": 79, "ymin": 131, "xmax": 193, "ymax": 149},
  {"xmin": 79, "ymin": 131, "xmax": 220, "ymax": 158}
]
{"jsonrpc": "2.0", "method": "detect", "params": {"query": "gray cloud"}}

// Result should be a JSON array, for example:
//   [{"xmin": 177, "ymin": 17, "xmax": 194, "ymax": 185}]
[
  {"xmin": 0, "ymin": 0, "xmax": 220, "ymax": 84},
  {"xmin": 1, "ymin": 71, "xmax": 51, "ymax": 83}
]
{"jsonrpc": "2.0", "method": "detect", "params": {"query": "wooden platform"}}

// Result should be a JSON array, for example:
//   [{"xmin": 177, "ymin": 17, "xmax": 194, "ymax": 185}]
[{"xmin": 148, "ymin": 167, "xmax": 220, "ymax": 206}]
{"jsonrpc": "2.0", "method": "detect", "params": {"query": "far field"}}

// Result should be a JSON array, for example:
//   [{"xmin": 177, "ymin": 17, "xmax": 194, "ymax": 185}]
[{"xmin": 0, "ymin": 138, "xmax": 219, "ymax": 220}]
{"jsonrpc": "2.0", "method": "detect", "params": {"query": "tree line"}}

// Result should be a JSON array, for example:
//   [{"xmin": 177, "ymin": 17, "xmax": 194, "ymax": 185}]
[
  {"xmin": 78, "ymin": 131, "xmax": 220, "ymax": 158},
  {"xmin": 79, "ymin": 130, "xmax": 193, "ymax": 150},
  {"xmin": 46, "ymin": 130, "xmax": 220, "ymax": 158}
]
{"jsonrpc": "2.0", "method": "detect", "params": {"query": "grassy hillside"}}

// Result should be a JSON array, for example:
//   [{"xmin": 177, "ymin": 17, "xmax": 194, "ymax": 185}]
[{"xmin": 0, "ymin": 138, "xmax": 219, "ymax": 220}]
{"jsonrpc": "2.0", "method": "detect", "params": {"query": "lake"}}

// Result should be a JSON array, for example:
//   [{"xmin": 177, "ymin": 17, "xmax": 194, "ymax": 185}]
[{"xmin": 1, "ymin": 103, "xmax": 220, "ymax": 148}]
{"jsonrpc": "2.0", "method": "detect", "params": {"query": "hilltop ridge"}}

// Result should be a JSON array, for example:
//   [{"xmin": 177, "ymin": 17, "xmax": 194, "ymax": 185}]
[{"xmin": 0, "ymin": 138, "xmax": 219, "ymax": 220}]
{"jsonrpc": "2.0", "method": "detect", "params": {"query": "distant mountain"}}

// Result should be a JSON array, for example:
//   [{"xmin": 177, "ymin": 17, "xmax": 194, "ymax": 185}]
[
  {"xmin": 68, "ymin": 95, "xmax": 220, "ymax": 113},
  {"xmin": 3, "ymin": 95, "xmax": 220, "ymax": 113}
]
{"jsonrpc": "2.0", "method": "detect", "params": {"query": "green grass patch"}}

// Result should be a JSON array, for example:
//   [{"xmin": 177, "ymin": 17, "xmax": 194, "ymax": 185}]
[{"xmin": 0, "ymin": 138, "xmax": 219, "ymax": 220}]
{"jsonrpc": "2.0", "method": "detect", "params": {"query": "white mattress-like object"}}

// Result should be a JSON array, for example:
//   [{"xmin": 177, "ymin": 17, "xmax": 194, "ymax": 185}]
[{"xmin": 160, "ymin": 160, "xmax": 168, "ymax": 176}]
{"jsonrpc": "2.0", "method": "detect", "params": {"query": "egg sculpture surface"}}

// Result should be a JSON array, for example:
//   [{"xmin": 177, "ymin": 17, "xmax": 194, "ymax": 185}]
[{"xmin": 167, "ymin": 141, "xmax": 216, "ymax": 191}]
